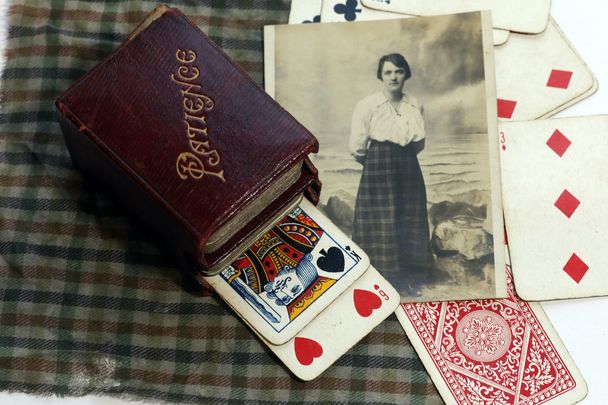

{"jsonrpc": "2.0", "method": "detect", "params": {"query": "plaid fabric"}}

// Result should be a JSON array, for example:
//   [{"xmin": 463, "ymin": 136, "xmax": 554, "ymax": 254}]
[
  {"xmin": 0, "ymin": 1, "xmax": 441, "ymax": 403},
  {"xmin": 353, "ymin": 141, "xmax": 434, "ymax": 294}
]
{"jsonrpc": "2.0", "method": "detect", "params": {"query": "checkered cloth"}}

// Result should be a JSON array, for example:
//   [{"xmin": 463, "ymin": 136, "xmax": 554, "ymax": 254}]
[
  {"xmin": 353, "ymin": 141, "xmax": 434, "ymax": 294},
  {"xmin": 0, "ymin": 1, "xmax": 441, "ymax": 403}
]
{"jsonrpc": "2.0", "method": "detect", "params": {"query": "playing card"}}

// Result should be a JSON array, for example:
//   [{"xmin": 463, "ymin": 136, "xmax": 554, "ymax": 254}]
[
  {"xmin": 321, "ymin": 0, "xmax": 509, "ymax": 46},
  {"xmin": 492, "ymin": 28, "xmax": 510, "ymax": 47},
  {"xmin": 204, "ymin": 198, "xmax": 370, "ymax": 345},
  {"xmin": 362, "ymin": 0, "xmax": 551, "ymax": 34},
  {"xmin": 237, "ymin": 265, "xmax": 399, "ymax": 380},
  {"xmin": 495, "ymin": 19, "xmax": 596, "ymax": 121},
  {"xmin": 500, "ymin": 115, "xmax": 608, "ymax": 300},
  {"xmin": 321, "ymin": 0, "xmax": 397, "ymax": 22},
  {"xmin": 395, "ymin": 267, "xmax": 588, "ymax": 404},
  {"xmin": 542, "ymin": 76, "xmax": 598, "ymax": 119},
  {"xmin": 289, "ymin": 0, "xmax": 323, "ymax": 24}
]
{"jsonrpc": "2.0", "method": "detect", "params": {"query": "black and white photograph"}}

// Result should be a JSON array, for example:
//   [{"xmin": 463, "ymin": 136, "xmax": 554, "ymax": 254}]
[{"xmin": 265, "ymin": 12, "xmax": 505, "ymax": 302}]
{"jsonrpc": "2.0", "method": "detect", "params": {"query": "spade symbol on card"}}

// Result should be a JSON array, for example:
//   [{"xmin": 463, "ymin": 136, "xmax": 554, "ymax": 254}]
[
  {"xmin": 316, "ymin": 247, "xmax": 345, "ymax": 273},
  {"xmin": 353, "ymin": 289, "xmax": 382, "ymax": 317},
  {"xmin": 294, "ymin": 337, "xmax": 323, "ymax": 366},
  {"xmin": 334, "ymin": 0, "xmax": 361, "ymax": 21}
]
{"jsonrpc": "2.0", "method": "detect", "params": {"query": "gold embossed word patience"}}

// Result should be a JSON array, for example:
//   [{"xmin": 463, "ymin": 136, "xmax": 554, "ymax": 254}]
[{"xmin": 171, "ymin": 49, "xmax": 225, "ymax": 182}]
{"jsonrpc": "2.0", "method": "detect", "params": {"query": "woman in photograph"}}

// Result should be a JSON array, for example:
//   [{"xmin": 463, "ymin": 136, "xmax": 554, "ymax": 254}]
[{"xmin": 349, "ymin": 53, "xmax": 433, "ymax": 295}]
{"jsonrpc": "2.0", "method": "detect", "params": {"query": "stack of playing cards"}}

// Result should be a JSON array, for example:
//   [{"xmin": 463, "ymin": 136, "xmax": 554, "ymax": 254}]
[
  {"xmin": 249, "ymin": 0, "xmax": 607, "ymax": 401},
  {"xmin": 204, "ymin": 199, "xmax": 400, "ymax": 380}
]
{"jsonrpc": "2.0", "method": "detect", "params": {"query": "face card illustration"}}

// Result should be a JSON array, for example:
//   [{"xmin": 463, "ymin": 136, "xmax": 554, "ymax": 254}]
[
  {"xmin": 361, "ymin": 0, "xmax": 551, "ymax": 34},
  {"xmin": 395, "ymin": 266, "xmax": 588, "ymax": 404},
  {"xmin": 321, "ymin": 0, "xmax": 509, "ymax": 46},
  {"xmin": 499, "ymin": 115, "xmax": 608, "ymax": 300},
  {"xmin": 205, "ymin": 198, "xmax": 370, "ymax": 345},
  {"xmin": 238, "ymin": 266, "xmax": 399, "ymax": 381},
  {"xmin": 495, "ymin": 19, "xmax": 596, "ymax": 121},
  {"xmin": 289, "ymin": 0, "xmax": 323, "ymax": 24}
]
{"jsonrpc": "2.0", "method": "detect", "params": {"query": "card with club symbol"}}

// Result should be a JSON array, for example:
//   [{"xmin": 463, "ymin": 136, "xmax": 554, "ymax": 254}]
[
  {"xmin": 204, "ymin": 198, "xmax": 370, "ymax": 345},
  {"xmin": 319, "ymin": 0, "xmax": 509, "ymax": 46},
  {"xmin": 288, "ymin": 0, "xmax": 323, "ymax": 24}
]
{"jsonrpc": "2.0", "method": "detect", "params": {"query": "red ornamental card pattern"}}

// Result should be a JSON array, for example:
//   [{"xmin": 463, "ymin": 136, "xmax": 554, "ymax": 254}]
[{"xmin": 402, "ymin": 271, "xmax": 577, "ymax": 405}]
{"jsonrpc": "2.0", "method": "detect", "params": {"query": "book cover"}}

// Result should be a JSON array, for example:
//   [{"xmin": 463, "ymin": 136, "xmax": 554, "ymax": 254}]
[{"xmin": 56, "ymin": 6, "xmax": 320, "ymax": 275}]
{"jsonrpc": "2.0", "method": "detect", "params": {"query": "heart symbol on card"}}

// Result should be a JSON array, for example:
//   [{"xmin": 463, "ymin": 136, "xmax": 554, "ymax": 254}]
[
  {"xmin": 353, "ymin": 289, "xmax": 382, "ymax": 317},
  {"xmin": 294, "ymin": 337, "xmax": 323, "ymax": 366},
  {"xmin": 316, "ymin": 247, "xmax": 345, "ymax": 273}
]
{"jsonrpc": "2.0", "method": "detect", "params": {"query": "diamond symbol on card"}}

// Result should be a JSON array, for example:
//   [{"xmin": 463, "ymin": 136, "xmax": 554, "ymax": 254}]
[
  {"xmin": 546, "ymin": 129, "xmax": 572, "ymax": 157},
  {"xmin": 546, "ymin": 69, "xmax": 573, "ymax": 89},
  {"xmin": 497, "ymin": 99, "xmax": 517, "ymax": 119},
  {"xmin": 554, "ymin": 189, "xmax": 580, "ymax": 218},
  {"xmin": 563, "ymin": 253, "xmax": 589, "ymax": 283}
]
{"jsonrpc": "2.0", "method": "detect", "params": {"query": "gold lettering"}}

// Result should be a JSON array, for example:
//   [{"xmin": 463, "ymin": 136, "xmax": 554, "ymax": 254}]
[
  {"xmin": 205, "ymin": 168, "xmax": 225, "ymax": 181},
  {"xmin": 176, "ymin": 152, "xmax": 225, "ymax": 182},
  {"xmin": 189, "ymin": 139, "xmax": 210, "ymax": 154},
  {"xmin": 183, "ymin": 89, "xmax": 214, "ymax": 111},
  {"xmin": 171, "ymin": 74, "xmax": 215, "ymax": 112},
  {"xmin": 187, "ymin": 138, "xmax": 221, "ymax": 166},
  {"xmin": 183, "ymin": 96, "xmax": 204, "ymax": 114},
  {"xmin": 185, "ymin": 119, "xmax": 208, "ymax": 139},
  {"xmin": 177, "ymin": 65, "xmax": 200, "ymax": 81},
  {"xmin": 172, "ymin": 47, "xmax": 225, "ymax": 182},
  {"xmin": 208, "ymin": 150, "xmax": 220, "ymax": 166},
  {"xmin": 176, "ymin": 152, "xmax": 205, "ymax": 180},
  {"xmin": 184, "ymin": 112, "xmax": 207, "ymax": 124},
  {"xmin": 197, "ymin": 149, "xmax": 221, "ymax": 166},
  {"xmin": 176, "ymin": 49, "xmax": 196, "ymax": 64},
  {"xmin": 171, "ymin": 74, "xmax": 202, "ymax": 92}
]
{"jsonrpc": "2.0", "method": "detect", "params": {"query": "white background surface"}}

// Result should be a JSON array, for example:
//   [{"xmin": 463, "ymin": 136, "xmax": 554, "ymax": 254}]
[{"xmin": 0, "ymin": 0, "xmax": 607, "ymax": 403}]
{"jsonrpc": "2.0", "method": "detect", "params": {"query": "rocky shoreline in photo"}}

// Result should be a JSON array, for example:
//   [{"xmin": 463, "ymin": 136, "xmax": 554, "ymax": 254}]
[{"xmin": 318, "ymin": 189, "xmax": 495, "ymax": 299}]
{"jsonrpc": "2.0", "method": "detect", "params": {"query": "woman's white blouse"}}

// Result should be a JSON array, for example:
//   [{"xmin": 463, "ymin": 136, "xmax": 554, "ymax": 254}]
[{"xmin": 349, "ymin": 92, "xmax": 425, "ymax": 157}]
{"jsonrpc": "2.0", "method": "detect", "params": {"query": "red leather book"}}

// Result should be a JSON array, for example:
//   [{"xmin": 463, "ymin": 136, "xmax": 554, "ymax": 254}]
[{"xmin": 56, "ymin": 5, "xmax": 321, "ymax": 276}]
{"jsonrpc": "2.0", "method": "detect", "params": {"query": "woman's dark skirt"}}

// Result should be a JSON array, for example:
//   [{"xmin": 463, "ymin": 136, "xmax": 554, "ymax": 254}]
[{"xmin": 352, "ymin": 140, "xmax": 433, "ymax": 288}]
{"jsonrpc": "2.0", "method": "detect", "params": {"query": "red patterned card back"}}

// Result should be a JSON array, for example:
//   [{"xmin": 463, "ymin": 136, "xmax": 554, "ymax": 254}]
[{"xmin": 399, "ymin": 268, "xmax": 585, "ymax": 404}]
